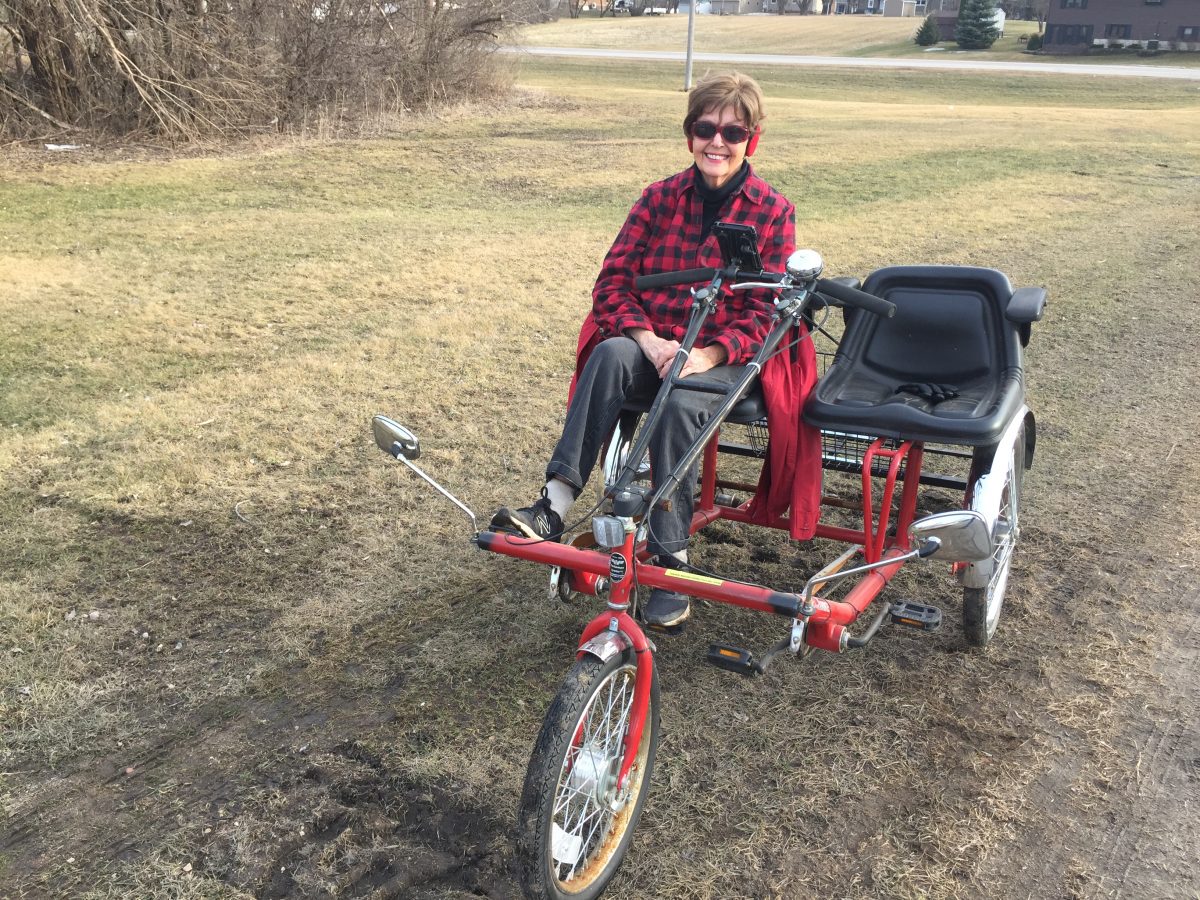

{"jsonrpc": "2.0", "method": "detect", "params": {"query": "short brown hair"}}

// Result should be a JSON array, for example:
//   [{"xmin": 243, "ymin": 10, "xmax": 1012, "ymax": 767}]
[{"xmin": 683, "ymin": 72, "xmax": 766, "ymax": 138}]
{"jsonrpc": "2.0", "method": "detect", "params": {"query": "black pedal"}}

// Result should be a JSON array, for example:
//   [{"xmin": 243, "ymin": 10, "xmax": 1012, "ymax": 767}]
[
  {"xmin": 706, "ymin": 643, "xmax": 761, "ymax": 676},
  {"xmin": 889, "ymin": 601, "xmax": 942, "ymax": 632}
]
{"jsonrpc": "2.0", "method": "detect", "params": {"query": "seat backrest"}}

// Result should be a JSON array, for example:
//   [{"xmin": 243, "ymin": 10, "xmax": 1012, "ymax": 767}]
[{"xmin": 844, "ymin": 265, "xmax": 1022, "ymax": 384}]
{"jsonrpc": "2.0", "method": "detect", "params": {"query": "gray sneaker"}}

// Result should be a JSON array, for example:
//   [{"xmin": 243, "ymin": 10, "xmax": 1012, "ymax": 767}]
[{"xmin": 644, "ymin": 588, "xmax": 690, "ymax": 629}]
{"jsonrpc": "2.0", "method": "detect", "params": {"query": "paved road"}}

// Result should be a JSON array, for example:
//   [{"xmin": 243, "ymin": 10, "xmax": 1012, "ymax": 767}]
[{"xmin": 508, "ymin": 46, "xmax": 1200, "ymax": 80}]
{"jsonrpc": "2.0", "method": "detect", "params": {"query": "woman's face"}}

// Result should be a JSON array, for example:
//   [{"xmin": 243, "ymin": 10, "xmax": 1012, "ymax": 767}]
[{"xmin": 691, "ymin": 105, "xmax": 751, "ymax": 191}]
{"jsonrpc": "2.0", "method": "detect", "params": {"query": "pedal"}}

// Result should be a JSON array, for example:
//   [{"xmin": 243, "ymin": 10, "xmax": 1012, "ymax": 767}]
[
  {"xmin": 889, "ymin": 601, "xmax": 942, "ymax": 632},
  {"xmin": 705, "ymin": 643, "xmax": 761, "ymax": 676}
]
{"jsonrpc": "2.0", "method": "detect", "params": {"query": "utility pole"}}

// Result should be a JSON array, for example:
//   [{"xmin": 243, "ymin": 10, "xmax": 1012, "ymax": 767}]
[{"xmin": 684, "ymin": 0, "xmax": 697, "ymax": 90}]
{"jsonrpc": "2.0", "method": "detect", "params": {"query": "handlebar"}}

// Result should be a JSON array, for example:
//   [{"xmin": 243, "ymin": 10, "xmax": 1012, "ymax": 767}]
[
  {"xmin": 633, "ymin": 267, "xmax": 786, "ymax": 291},
  {"xmin": 814, "ymin": 278, "xmax": 896, "ymax": 319},
  {"xmin": 633, "ymin": 266, "xmax": 715, "ymax": 290},
  {"xmin": 634, "ymin": 268, "xmax": 717, "ymax": 290},
  {"xmin": 633, "ymin": 265, "xmax": 896, "ymax": 320}
]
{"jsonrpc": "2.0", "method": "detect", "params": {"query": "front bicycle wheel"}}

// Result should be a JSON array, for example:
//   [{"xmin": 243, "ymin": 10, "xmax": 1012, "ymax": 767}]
[
  {"xmin": 516, "ymin": 650, "xmax": 659, "ymax": 900},
  {"xmin": 962, "ymin": 427, "xmax": 1025, "ymax": 646}
]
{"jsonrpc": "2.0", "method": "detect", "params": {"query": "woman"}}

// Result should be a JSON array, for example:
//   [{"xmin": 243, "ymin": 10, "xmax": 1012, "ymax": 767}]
[{"xmin": 491, "ymin": 71, "xmax": 818, "ymax": 629}]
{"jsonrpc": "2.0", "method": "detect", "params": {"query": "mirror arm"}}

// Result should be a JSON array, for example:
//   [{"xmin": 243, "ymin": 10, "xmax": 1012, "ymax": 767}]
[
  {"xmin": 397, "ymin": 455, "xmax": 479, "ymax": 535},
  {"xmin": 801, "ymin": 545, "xmax": 924, "ymax": 615}
]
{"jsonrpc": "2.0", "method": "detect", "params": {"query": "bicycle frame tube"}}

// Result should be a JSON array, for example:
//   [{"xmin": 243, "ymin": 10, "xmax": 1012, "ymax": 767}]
[
  {"xmin": 476, "ymin": 532, "xmax": 803, "ymax": 618},
  {"xmin": 571, "ymin": 525, "xmax": 654, "ymax": 790},
  {"xmin": 609, "ymin": 281, "xmax": 723, "ymax": 500}
]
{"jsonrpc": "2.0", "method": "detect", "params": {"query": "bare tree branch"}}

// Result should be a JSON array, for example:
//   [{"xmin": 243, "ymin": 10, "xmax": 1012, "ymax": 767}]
[
  {"xmin": 0, "ymin": 81, "xmax": 76, "ymax": 130},
  {"xmin": 1, "ymin": 0, "xmax": 523, "ymax": 140}
]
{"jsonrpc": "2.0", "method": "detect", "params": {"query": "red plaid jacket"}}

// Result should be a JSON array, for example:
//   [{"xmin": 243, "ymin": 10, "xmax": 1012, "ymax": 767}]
[
  {"xmin": 576, "ymin": 165, "xmax": 822, "ymax": 540},
  {"xmin": 591, "ymin": 165, "xmax": 795, "ymax": 365}
]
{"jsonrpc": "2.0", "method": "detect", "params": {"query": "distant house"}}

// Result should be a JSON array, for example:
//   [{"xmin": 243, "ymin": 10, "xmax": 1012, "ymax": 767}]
[
  {"xmin": 761, "ymin": 0, "xmax": 842, "ymax": 9},
  {"xmin": 917, "ymin": 0, "xmax": 959, "ymax": 36},
  {"xmin": 881, "ymin": 0, "xmax": 973, "ymax": 16},
  {"xmin": 882, "ymin": 0, "xmax": 923, "ymax": 15},
  {"xmin": 1043, "ymin": 0, "xmax": 1200, "ymax": 53}
]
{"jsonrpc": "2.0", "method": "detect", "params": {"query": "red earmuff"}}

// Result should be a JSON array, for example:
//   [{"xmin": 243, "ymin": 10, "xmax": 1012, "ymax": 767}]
[{"xmin": 746, "ymin": 127, "xmax": 761, "ymax": 157}]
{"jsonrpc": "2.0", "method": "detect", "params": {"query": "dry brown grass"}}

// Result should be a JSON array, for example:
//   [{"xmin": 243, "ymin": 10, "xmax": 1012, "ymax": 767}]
[{"xmin": 2, "ymin": 61, "xmax": 1199, "ymax": 898}]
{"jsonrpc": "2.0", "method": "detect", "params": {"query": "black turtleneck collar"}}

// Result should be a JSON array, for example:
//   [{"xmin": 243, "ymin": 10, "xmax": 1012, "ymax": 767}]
[{"xmin": 693, "ymin": 161, "xmax": 750, "ymax": 240}]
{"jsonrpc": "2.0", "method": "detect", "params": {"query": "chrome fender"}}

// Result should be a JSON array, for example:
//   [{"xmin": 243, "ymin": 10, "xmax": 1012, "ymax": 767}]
[
  {"xmin": 577, "ymin": 630, "xmax": 632, "ymax": 664},
  {"xmin": 961, "ymin": 408, "xmax": 1030, "ymax": 589}
]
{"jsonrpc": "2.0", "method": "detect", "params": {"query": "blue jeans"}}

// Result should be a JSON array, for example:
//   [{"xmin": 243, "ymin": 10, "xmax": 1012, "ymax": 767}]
[{"xmin": 546, "ymin": 337, "xmax": 746, "ymax": 559}]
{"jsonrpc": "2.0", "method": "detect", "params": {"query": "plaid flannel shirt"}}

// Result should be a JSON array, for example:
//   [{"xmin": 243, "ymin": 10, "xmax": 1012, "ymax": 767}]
[{"xmin": 592, "ymin": 165, "xmax": 796, "ymax": 366}]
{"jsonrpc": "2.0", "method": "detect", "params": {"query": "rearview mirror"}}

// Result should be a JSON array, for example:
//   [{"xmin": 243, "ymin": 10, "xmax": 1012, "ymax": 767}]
[
  {"xmin": 909, "ymin": 510, "xmax": 991, "ymax": 563},
  {"xmin": 372, "ymin": 415, "xmax": 420, "ymax": 460}
]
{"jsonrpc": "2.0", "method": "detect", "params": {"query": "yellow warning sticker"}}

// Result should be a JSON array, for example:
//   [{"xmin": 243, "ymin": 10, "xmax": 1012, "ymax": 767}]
[{"xmin": 663, "ymin": 568, "xmax": 723, "ymax": 586}]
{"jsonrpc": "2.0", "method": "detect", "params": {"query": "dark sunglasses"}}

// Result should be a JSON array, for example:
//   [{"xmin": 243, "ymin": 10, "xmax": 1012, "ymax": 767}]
[{"xmin": 689, "ymin": 121, "xmax": 753, "ymax": 144}]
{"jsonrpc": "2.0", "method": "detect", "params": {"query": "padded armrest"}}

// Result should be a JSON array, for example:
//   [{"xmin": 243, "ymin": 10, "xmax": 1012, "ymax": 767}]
[{"xmin": 1006, "ymin": 287, "xmax": 1047, "ymax": 324}]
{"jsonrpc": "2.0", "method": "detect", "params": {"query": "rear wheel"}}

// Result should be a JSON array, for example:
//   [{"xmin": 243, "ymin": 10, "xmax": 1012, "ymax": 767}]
[
  {"xmin": 517, "ymin": 650, "xmax": 659, "ymax": 900},
  {"xmin": 962, "ymin": 428, "xmax": 1025, "ymax": 646}
]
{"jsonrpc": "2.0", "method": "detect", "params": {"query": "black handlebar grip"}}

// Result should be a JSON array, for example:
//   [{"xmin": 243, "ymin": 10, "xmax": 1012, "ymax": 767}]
[
  {"xmin": 815, "ymin": 278, "xmax": 897, "ymax": 318},
  {"xmin": 634, "ymin": 267, "xmax": 718, "ymax": 290}
]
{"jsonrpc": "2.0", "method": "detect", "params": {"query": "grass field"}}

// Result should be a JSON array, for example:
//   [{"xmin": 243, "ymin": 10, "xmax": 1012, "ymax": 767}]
[
  {"xmin": 2, "ymin": 56, "xmax": 1200, "ymax": 898},
  {"xmin": 517, "ymin": 14, "xmax": 1200, "ymax": 65}
]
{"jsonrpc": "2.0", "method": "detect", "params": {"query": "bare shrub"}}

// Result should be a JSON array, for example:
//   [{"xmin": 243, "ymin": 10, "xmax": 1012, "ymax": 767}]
[{"xmin": 0, "ymin": 0, "xmax": 524, "ymax": 140}]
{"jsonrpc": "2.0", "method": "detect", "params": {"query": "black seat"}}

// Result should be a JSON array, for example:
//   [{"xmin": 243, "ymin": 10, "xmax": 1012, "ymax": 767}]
[{"xmin": 803, "ymin": 265, "xmax": 1042, "ymax": 447}]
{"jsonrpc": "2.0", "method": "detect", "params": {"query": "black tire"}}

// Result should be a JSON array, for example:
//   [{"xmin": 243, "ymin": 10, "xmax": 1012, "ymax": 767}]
[
  {"xmin": 962, "ymin": 427, "xmax": 1025, "ymax": 646},
  {"xmin": 516, "ymin": 650, "xmax": 659, "ymax": 900}
]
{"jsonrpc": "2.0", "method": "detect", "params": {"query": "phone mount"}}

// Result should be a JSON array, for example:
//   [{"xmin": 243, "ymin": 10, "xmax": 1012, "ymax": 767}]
[{"xmin": 712, "ymin": 221, "xmax": 764, "ymax": 274}]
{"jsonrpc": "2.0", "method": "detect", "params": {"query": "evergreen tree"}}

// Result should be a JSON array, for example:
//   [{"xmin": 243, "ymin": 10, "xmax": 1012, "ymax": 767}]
[
  {"xmin": 914, "ymin": 14, "xmax": 941, "ymax": 46},
  {"xmin": 955, "ymin": 0, "xmax": 1001, "ymax": 50}
]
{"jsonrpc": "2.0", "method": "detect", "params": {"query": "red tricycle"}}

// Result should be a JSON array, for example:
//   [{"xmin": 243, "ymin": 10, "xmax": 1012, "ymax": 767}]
[{"xmin": 372, "ymin": 247, "xmax": 1044, "ymax": 900}]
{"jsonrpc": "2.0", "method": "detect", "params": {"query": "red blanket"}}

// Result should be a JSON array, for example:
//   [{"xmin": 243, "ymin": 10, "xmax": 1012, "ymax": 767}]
[{"xmin": 569, "ymin": 316, "xmax": 821, "ymax": 540}]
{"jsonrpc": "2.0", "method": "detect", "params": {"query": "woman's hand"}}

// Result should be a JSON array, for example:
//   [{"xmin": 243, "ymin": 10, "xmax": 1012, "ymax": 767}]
[
  {"xmin": 629, "ymin": 329, "xmax": 682, "ymax": 378},
  {"xmin": 628, "ymin": 330, "xmax": 727, "ymax": 379},
  {"xmin": 679, "ymin": 345, "xmax": 726, "ymax": 379}
]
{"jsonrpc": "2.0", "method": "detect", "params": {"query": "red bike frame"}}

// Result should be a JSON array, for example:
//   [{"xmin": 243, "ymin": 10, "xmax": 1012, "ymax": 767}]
[{"xmin": 475, "ymin": 431, "xmax": 929, "ymax": 784}]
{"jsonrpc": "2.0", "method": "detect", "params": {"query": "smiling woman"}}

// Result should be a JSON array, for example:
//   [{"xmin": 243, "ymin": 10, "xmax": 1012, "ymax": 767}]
[{"xmin": 490, "ymin": 71, "xmax": 821, "ymax": 637}]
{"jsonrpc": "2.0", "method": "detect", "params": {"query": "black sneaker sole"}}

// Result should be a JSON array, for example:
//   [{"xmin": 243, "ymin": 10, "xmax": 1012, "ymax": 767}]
[{"xmin": 489, "ymin": 508, "xmax": 561, "ymax": 542}]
